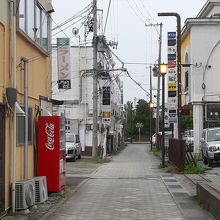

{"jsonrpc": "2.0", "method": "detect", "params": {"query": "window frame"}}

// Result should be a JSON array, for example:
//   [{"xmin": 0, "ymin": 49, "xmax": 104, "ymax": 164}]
[{"xmin": 17, "ymin": 0, "xmax": 50, "ymax": 52}]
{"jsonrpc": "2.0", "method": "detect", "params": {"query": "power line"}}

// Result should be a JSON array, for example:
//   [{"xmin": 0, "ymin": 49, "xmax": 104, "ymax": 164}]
[
  {"xmin": 104, "ymin": 0, "xmax": 112, "ymax": 34},
  {"xmin": 52, "ymin": 3, "xmax": 92, "ymax": 31},
  {"xmin": 132, "ymin": 0, "xmax": 146, "ymax": 22},
  {"xmin": 126, "ymin": 0, "xmax": 146, "ymax": 24}
]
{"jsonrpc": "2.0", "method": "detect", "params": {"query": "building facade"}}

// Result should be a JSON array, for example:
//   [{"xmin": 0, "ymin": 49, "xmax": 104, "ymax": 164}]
[
  {"xmin": 0, "ymin": 0, "xmax": 54, "ymax": 213},
  {"xmin": 52, "ymin": 44, "xmax": 124, "ymax": 156},
  {"xmin": 181, "ymin": 0, "xmax": 220, "ymax": 153}
]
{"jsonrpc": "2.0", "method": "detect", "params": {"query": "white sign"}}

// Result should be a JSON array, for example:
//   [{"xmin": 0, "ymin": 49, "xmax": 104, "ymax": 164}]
[
  {"xmin": 57, "ymin": 38, "xmax": 71, "ymax": 89},
  {"xmin": 45, "ymin": 122, "xmax": 55, "ymax": 151},
  {"xmin": 167, "ymin": 32, "xmax": 177, "ymax": 122}
]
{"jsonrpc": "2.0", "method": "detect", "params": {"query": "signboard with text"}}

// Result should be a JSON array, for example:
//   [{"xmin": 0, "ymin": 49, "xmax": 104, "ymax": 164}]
[
  {"xmin": 167, "ymin": 32, "xmax": 177, "ymax": 123},
  {"xmin": 57, "ymin": 38, "xmax": 71, "ymax": 89}
]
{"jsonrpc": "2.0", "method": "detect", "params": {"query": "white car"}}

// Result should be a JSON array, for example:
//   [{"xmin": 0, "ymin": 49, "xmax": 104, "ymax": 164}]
[
  {"xmin": 200, "ymin": 127, "xmax": 220, "ymax": 167},
  {"xmin": 65, "ymin": 133, "xmax": 82, "ymax": 161},
  {"xmin": 183, "ymin": 129, "xmax": 194, "ymax": 151}
]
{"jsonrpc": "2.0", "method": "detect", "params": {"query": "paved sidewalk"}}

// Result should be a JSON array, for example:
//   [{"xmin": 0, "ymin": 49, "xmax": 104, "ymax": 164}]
[
  {"xmin": 44, "ymin": 144, "xmax": 213, "ymax": 220},
  {"xmin": 3, "ymin": 144, "xmax": 215, "ymax": 220}
]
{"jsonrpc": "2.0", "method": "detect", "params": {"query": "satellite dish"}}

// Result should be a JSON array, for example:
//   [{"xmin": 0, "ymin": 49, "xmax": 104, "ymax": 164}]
[{"xmin": 72, "ymin": 27, "xmax": 79, "ymax": 36}]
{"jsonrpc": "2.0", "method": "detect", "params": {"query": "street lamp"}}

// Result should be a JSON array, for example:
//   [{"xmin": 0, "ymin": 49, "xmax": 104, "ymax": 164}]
[
  {"xmin": 158, "ymin": 12, "xmax": 182, "ymax": 140},
  {"xmin": 160, "ymin": 63, "xmax": 167, "ymax": 168}
]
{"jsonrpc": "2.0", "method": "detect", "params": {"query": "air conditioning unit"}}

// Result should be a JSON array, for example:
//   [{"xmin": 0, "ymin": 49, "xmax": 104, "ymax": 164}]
[
  {"xmin": 15, "ymin": 179, "xmax": 35, "ymax": 210},
  {"xmin": 33, "ymin": 176, "xmax": 48, "ymax": 203}
]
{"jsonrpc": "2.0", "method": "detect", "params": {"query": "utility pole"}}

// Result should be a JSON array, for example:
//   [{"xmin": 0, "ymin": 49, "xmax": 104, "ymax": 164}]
[
  {"xmin": 92, "ymin": 0, "xmax": 98, "ymax": 157},
  {"xmin": 149, "ymin": 66, "xmax": 153, "ymax": 151},
  {"xmin": 146, "ymin": 23, "xmax": 162, "ymax": 147},
  {"xmin": 156, "ymin": 23, "xmax": 163, "ymax": 144}
]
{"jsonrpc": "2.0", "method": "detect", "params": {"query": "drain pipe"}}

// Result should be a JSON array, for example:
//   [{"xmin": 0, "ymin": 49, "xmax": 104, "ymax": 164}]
[
  {"xmin": 21, "ymin": 57, "xmax": 29, "ymax": 179},
  {"xmin": 9, "ymin": 0, "xmax": 17, "ymax": 214}
]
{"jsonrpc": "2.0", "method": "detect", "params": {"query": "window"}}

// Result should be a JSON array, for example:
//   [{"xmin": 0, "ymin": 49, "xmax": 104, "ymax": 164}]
[
  {"xmin": 184, "ymin": 53, "xmax": 189, "ymax": 92},
  {"xmin": 185, "ymin": 70, "xmax": 189, "ymax": 91},
  {"xmin": 19, "ymin": 0, "xmax": 50, "ymax": 51},
  {"xmin": 17, "ymin": 107, "xmax": 33, "ymax": 145}
]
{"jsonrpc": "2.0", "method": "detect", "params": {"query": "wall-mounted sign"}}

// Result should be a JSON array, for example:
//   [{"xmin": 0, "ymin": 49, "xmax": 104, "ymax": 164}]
[{"xmin": 206, "ymin": 103, "xmax": 220, "ymax": 121}]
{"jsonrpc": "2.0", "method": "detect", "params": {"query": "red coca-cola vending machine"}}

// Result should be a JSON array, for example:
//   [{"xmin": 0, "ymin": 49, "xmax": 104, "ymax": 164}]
[{"xmin": 37, "ymin": 115, "xmax": 66, "ymax": 192}]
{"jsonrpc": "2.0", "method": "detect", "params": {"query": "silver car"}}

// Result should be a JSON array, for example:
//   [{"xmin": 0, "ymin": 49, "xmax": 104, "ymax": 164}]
[
  {"xmin": 200, "ymin": 127, "xmax": 220, "ymax": 166},
  {"xmin": 65, "ymin": 133, "xmax": 82, "ymax": 161}
]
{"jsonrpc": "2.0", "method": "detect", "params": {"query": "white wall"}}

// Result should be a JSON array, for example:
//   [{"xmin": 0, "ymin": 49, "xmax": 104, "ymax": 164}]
[{"xmin": 190, "ymin": 22, "xmax": 220, "ymax": 102}]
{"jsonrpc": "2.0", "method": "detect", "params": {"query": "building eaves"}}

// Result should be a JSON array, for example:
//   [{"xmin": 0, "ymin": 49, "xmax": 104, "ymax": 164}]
[
  {"xmin": 181, "ymin": 17, "xmax": 220, "ymax": 41},
  {"xmin": 38, "ymin": 0, "xmax": 54, "ymax": 13},
  {"xmin": 197, "ymin": 0, "xmax": 220, "ymax": 18}
]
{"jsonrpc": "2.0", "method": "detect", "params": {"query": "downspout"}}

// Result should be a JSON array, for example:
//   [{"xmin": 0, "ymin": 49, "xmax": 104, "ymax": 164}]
[
  {"xmin": 21, "ymin": 57, "xmax": 28, "ymax": 179},
  {"xmin": 9, "ymin": 0, "xmax": 17, "ymax": 214}
]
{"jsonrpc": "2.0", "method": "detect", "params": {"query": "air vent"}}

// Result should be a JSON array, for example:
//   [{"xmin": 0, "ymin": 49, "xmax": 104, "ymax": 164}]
[
  {"xmin": 33, "ymin": 176, "xmax": 48, "ymax": 203},
  {"xmin": 15, "ymin": 179, "xmax": 35, "ymax": 210}
]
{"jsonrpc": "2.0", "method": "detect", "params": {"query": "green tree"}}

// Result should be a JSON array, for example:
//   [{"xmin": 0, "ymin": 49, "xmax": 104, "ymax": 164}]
[{"xmin": 123, "ymin": 99, "xmax": 154, "ymax": 140}]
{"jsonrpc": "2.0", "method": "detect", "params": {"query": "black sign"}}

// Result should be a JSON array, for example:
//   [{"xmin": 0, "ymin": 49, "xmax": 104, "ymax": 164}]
[
  {"xmin": 168, "ymin": 39, "xmax": 176, "ymax": 46},
  {"xmin": 102, "ymin": 86, "xmax": 110, "ymax": 105},
  {"xmin": 206, "ymin": 104, "xmax": 220, "ymax": 121},
  {"xmin": 168, "ymin": 54, "xmax": 176, "ymax": 60},
  {"xmin": 168, "ymin": 91, "xmax": 177, "ymax": 97},
  {"xmin": 58, "ymin": 80, "xmax": 71, "ymax": 89}
]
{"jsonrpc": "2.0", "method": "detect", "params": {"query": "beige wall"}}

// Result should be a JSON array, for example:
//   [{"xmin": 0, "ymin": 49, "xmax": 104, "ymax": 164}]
[
  {"xmin": 0, "ymin": 0, "xmax": 9, "ymax": 25},
  {"xmin": 1, "ymin": 16, "xmax": 52, "ymax": 211}
]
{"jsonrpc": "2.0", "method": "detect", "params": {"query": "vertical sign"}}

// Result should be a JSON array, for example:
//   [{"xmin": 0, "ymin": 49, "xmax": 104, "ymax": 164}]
[
  {"xmin": 102, "ymin": 86, "xmax": 111, "ymax": 124},
  {"xmin": 57, "ymin": 38, "xmax": 71, "ymax": 89},
  {"xmin": 167, "ymin": 32, "xmax": 177, "ymax": 123}
]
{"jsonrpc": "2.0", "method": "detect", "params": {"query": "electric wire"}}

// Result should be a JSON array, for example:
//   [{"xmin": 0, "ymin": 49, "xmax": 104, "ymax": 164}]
[
  {"xmin": 51, "ymin": 17, "xmax": 71, "ymax": 38},
  {"xmin": 52, "ymin": 16, "xmax": 86, "ymax": 37},
  {"xmin": 52, "ymin": 3, "xmax": 92, "ymax": 31},
  {"xmin": 132, "ymin": 0, "xmax": 146, "ymax": 22},
  {"xmin": 138, "ymin": 0, "xmax": 158, "ymax": 24},
  {"xmin": 104, "ymin": 0, "xmax": 112, "ymax": 35},
  {"xmin": 97, "ymin": 70, "xmax": 125, "ymax": 96},
  {"xmin": 126, "ymin": 0, "xmax": 146, "ymax": 24}
]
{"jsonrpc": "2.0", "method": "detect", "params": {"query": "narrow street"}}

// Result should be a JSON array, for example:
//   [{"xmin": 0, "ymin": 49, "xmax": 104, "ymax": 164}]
[{"xmin": 44, "ymin": 144, "xmax": 213, "ymax": 220}]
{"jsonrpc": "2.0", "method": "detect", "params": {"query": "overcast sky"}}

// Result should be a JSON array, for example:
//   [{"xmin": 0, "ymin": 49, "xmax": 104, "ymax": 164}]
[{"xmin": 52, "ymin": 0, "xmax": 207, "ymax": 104}]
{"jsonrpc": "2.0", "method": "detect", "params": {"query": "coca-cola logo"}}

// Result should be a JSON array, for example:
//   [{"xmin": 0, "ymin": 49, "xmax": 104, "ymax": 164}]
[{"xmin": 45, "ymin": 122, "xmax": 55, "ymax": 150}]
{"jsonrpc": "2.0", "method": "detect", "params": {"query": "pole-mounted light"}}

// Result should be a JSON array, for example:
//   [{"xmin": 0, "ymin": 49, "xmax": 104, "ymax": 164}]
[{"xmin": 160, "ymin": 63, "xmax": 167, "ymax": 168}]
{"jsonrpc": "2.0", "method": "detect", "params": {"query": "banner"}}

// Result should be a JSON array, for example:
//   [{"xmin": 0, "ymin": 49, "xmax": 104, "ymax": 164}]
[{"xmin": 57, "ymin": 38, "xmax": 71, "ymax": 89}]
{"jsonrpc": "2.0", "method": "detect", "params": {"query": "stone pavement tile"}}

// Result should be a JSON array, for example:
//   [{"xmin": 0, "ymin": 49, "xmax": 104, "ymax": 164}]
[
  {"xmin": 45, "ymin": 144, "xmax": 185, "ymax": 220},
  {"xmin": 161, "ymin": 174, "xmax": 214, "ymax": 220}
]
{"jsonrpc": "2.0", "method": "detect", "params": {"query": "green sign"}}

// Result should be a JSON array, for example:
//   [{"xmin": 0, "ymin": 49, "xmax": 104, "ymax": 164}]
[{"xmin": 57, "ymin": 38, "xmax": 70, "ymax": 46}]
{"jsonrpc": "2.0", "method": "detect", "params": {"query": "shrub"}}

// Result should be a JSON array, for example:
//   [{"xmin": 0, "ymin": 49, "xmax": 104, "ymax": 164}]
[{"xmin": 184, "ymin": 163, "xmax": 207, "ymax": 174}]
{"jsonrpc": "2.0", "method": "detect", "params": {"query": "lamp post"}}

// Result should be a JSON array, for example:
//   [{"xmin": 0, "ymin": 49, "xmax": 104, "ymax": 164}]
[
  {"xmin": 158, "ymin": 12, "xmax": 182, "ymax": 140},
  {"xmin": 149, "ymin": 66, "xmax": 153, "ymax": 151},
  {"xmin": 160, "ymin": 63, "xmax": 167, "ymax": 168}
]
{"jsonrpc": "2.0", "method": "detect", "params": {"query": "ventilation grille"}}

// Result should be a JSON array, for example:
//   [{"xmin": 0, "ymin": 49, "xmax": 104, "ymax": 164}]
[
  {"xmin": 34, "ymin": 176, "xmax": 48, "ymax": 203},
  {"xmin": 15, "ymin": 179, "xmax": 35, "ymax": 210}
]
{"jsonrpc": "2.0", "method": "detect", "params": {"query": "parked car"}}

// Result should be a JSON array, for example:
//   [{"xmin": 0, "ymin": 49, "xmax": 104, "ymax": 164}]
[
  {"xmin": 152, "ymin": 131, "xmax": 172, "ymax": 146},
  {"xmin": 65, "ymin": 133, "xmax": 82, "ymax": 161},
  {"xmin": 200, "ymin": 127, "xmax": 220, "ymax": 166}
]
